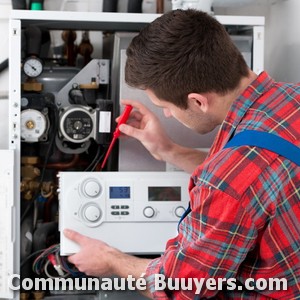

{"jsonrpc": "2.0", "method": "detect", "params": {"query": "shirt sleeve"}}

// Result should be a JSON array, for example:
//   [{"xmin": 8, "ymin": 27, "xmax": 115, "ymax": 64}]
[{"xmin": 145, "ymin": 185, "xmax": 258, "ymax": 299}]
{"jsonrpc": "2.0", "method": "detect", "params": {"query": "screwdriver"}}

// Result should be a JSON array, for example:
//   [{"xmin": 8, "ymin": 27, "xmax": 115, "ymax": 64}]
[{"xmin": 100, "ymin": 104, "xmax": 133, "ymax": 170}]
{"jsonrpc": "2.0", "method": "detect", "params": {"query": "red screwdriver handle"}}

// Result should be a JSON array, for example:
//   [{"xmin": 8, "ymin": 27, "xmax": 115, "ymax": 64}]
[
  {"xmin": 100, "ymin": 104, "xmax": 133, "ymax": 170},
  {"xmin": 113, "ymin": 104, "xmax": 133, "ymax": 138}
]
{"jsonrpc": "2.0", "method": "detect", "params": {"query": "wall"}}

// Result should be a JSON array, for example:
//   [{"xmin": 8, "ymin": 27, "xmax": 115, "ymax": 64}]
[
  {"xmin": 267, "ymin": 0, "xmax": 300, "ymax": 82},
  {"xmin": 214, "ymin": 0, "xmax": 300, "ymax": 82}
]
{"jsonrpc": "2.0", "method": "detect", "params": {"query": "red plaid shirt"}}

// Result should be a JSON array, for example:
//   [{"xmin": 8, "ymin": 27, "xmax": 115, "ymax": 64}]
[{"xmin": 145, "ymin": 71, "xmax": 300, "ymax": 299}]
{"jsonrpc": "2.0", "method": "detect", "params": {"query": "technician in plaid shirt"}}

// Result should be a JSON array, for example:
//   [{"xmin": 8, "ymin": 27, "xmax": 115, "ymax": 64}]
[{"xmin": 65, "ymin": 9, "xmax": 300, "ymax": 299}]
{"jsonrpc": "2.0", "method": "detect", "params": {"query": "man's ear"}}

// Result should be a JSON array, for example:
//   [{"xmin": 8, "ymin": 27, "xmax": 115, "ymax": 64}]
[{"xmin": 187, "ymin": 93, "xmax": 209, "ymax": 113}]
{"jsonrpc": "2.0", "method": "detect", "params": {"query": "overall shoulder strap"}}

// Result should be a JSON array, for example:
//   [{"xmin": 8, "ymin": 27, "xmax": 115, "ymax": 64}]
[
  {"xmin": 178, "ymin": 130, "xmax": 300, "ymax": 229},
  {"xmin": 224, "ymin": 130, "xmax": 300, "ymax": 166}
]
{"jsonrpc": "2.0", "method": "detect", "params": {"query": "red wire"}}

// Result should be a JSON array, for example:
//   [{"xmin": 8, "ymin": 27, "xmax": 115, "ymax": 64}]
[{"xmin": 47, "ymin": 253, "xmax": 57, "ymax": 266}]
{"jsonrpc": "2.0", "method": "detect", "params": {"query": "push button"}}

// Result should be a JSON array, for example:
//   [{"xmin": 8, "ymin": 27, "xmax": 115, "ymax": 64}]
[{"xmin": 111, "ymin": 205, "xmax": 120, "ymax": 209}]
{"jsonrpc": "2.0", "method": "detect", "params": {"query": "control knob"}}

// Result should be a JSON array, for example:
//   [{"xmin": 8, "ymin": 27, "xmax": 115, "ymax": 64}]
[
  {"xmin": 143, "ymin": 206, "xmax": 155, "ymax": 218},
  {"xmin": 83, "ymin": 204, "xmax": 101, "ymax": 222},
  {"xmin": 174, "ymin": 206, "xmax": 186, "ymax": 218},
  {"xmin": 81, "ymin": 179, "xmax": 102, "ymax": 198}
]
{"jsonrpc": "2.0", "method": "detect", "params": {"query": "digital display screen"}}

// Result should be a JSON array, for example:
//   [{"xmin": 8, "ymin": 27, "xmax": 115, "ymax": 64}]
[
  {"xmin": 148, "ymin": 186, "xmax": 181, "ymax": 201},
  {"xmin": 109, "ymin": 186, "xmax": 130, "ymax": 199}
]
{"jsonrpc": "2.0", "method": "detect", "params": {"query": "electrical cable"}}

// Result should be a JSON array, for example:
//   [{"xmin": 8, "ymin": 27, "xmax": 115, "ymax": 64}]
[
  {"xmin": 30, "ymin": 244, "xmax": 84, "ymax": 278},
  {"xmin": 60, "ymin": 256, "xmax": 85, "ymax": 278},
  {"xmin": 84, "ymin": 144, "xmax": 102, "ymax": 171},
  {"xmin": 32, "ymin": 244, "xmax": 60, "ymax": 275},
  {"xmin": 44, "ymin": 255, "xmax": 68, "ymax": 279},
  {"xmin": 20, "ymin": 249, "xmax": 45, "ymax": 269},
  {"xmin": 91, "ymin": 152, "xmax": 105, "ymax": 171}
]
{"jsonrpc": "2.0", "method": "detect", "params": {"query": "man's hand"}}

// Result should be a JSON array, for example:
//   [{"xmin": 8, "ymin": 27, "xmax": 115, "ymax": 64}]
[
  {"xmin": 118, "ymin": 99, "xmax": 174, "ymax": 161},
  {"xmin": 118, "ymin": 99, "xmax": 207, "ymax": 173},
  {"xmin": 64, "ymin": 229, "xmax": 116, "ymax": 277},
  {"xmin": 64, "ymin": 229, "xmax": 152, "ymax": 299}
]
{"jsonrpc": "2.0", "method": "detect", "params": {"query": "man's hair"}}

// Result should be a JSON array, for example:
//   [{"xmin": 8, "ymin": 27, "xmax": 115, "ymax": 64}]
[{"xmin": 125, "ymin": 9, "xmax": 249, "ymax": 109}]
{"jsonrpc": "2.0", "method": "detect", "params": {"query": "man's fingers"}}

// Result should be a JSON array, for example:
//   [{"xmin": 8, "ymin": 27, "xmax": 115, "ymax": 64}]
[
  {"xmin": 118, "ymin": 124, "xmax": 143, "ymax": 140},
  {"xmin": 120, "ymin": 99, "xmax": 151, "ymax": 115},
  {"xmin": 67, "ymin": 253, "xmax": 76, "ymax": 265},
  {"xmin": 64, "ymin": 229, "xmax": 86, "ymax": 245},
  {"xmin": 129, "ymin": 110, "xmax": 143, "ymax": 121}
]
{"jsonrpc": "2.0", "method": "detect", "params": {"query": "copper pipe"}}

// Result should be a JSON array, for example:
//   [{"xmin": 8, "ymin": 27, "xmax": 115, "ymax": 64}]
[{"xmin": 46, "ymin": 154, "xmax": 80, "ymax": 170}]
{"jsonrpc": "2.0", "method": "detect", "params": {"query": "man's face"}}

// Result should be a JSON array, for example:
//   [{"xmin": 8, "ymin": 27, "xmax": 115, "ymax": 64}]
[{"xmin": 145, "ymin": 89, "xmax": 217, "ymax": 134}]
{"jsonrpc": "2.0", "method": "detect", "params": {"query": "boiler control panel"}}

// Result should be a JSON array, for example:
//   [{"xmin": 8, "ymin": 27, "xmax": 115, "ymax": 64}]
[{"xmin": 58, "ymin": 171, "xmax": 190, "ymax": 255}]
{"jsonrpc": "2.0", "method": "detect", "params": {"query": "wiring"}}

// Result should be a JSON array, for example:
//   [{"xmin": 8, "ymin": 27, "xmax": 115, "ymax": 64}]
[
  {"xmin": 32, "ymin": 244, "xmax": 84, "ymax": 278},
  {"xmin": 84, "ymin": 145, "xmax": 105, "ymax": 172},
  {"xmin": 20, "ymin": 249, "xmax": 45, "ymax": 269}
]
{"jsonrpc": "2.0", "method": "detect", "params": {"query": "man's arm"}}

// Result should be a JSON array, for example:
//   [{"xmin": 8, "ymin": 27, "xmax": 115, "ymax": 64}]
[
  {"xmin": 119, "ymin": 99, "xmax": 207, "ymax": 173},
  {"xmin": 159, "ymin": 142, "xmax": 208, "ymax": 174},
  {"xmin": 64, "ymin": 229, "xmax": 153, "ymax": 298}
]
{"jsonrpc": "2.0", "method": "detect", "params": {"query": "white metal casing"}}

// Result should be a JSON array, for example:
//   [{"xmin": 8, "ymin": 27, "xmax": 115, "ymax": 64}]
[{"xmin": 0, "ymin": 150, "xmax": 15, "ymax": 299}]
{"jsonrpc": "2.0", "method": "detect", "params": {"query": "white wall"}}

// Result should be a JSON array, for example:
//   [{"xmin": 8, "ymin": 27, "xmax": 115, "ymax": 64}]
[
  {"xmin": 267, "ymin": 0, "xmax": 300, "ymax": 82},
  {"xmin": 214, "ymin": 0, "xmax": 300, "ymax": 82}
]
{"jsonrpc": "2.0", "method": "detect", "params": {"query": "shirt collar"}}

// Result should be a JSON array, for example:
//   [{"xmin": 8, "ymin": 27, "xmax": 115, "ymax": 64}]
[{"xmin": 209, "ymin": 71, "xmax": 275, "ymax": 155}]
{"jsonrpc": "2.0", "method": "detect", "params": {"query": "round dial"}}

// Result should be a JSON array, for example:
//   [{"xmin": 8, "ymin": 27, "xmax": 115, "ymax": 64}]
[
  {"xmin": 175, "ymin": 206, "xmax": 186, "ymax": 218},
  {"xmin": 81, "ymin": 179, "xmax": 102, "ymax": 198},
  {"xmin": 143, "ymin": 206, "xmax": 155, "ymax": 218},
  {"xmin": 83, "ymin": 205, "xmax": 101, "ymax": 222},
  {"xmin": 23, "ymin": 57, "xmax": 43, "ymax": 78},
  {"xmin": 21, "ymin": 109, "xmax": 48, "ymax": 142}
]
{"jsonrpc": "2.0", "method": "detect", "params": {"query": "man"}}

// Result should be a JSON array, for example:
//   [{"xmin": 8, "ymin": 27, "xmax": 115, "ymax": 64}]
[{"xmin": 65, "ymin": 9, "xmax": 300, "ymax": 299}]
